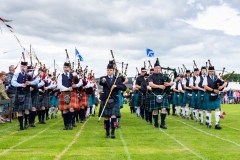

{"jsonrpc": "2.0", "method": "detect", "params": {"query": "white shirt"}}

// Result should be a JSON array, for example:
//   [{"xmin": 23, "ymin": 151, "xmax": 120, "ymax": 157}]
[
  {"xmin": 172, "ymin": 81, "xmax": 182, "ymax": 90},
  {"xmin": 189, "ymin": 76, "xmax": 199, "ymax": 87},
  {"xmin": 57, "ymin": 74, "xmax": 83, "ymax": 91}
]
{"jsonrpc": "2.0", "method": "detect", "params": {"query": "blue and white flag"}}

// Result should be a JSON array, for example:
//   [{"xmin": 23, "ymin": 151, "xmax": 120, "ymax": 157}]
[
  {"xmin": 146, "ymin": 48, "xmax": 154, "ymax": 57},
  {"xmin": 75, "ymin": 48, "xmax": 84, "ymax": 61}
]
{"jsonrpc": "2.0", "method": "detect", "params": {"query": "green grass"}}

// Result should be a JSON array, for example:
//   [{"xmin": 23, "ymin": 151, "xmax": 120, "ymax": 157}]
[{"xmin": 0, "ymin": 104, "xmax": 240, "ymax": 160}]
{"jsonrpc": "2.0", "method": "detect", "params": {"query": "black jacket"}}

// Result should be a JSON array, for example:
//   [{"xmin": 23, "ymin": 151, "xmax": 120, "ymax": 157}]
[{"xmin": 99, "ymin": 75, "xmax": 126, "ymax": 102}]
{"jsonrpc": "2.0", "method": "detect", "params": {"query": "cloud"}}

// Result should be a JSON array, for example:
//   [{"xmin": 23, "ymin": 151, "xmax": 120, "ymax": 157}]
[{"xmin": 0, "ymin": 0, "xmax": 239, "ymax": 78}]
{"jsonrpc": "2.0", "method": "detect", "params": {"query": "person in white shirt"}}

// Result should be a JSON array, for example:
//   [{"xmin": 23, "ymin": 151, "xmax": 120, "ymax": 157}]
[
  {"xmin": 182, "ymin": 70, "xmax": 192, "ymax": 120},
  {"xmin": 202, "ymin": 66, "xmax": 228, "ymax": 129}
]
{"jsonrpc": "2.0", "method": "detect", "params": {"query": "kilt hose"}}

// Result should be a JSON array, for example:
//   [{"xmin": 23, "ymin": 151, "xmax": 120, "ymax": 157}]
[
  {"xmin": 197, "ymin": 90, "xmax": 204, "ymax": 110},
  {"xmin": 59, "ymin": 91, "xmax": 78, "ymax": 110},
  {"xmin": 80, "ymin": 92, "xmax": 88, "ymax": 107},
  {"xmin": 149, "ymin": 92, "xmax": 169, "ymax": 111},
  {"xmin": 31, "ymin": 92, "xmax": 41, "ymax": 109},
  {"xmin": 173, "ymin": 92, "xmax": 179, "ymax": 105},
  {"xmin": 14, "ymin": 91, "xmax": 32, "ymax": 111},
  {"xmin": 183, "ymin": 90, "xmax": 192, "ymax": 106},
  {"xmin": 177, "ymin": 93, "xmax": 184, "ymax": 106},
  {"xmin": 190, "ymin": 91, "xmax": 199, "ymax": 109},
  {"xmin": 88, "ymin": 94, "xmax": 96, "ymax": 107},
  {"xmin": 202, "ymin": 92, "xmax": 221, "ymax": 111},
  {"xmin": 100, "ymin": 100, "xmax": 121, "ymax": 118}
]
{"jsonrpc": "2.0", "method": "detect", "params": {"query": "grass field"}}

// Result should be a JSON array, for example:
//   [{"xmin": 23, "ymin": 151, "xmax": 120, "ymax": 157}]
[{"xmin": 0, "ymin": 104, "xmax": 240, "ymax": 160}]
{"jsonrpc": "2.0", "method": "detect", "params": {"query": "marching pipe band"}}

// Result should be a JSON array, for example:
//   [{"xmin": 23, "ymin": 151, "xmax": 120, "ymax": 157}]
[{"xmin": 7, "ymin": 47, "xmax": 235, "ymax": 138}]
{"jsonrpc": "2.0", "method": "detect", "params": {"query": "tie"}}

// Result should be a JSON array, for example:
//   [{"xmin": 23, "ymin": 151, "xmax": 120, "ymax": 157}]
[
  {"xmin": 211, "ymin": 76, "xmax": 214, "ymax": 82},
  {"xmin": 22, "ymin": 72, "xmax": 25, "ymax": 76}
]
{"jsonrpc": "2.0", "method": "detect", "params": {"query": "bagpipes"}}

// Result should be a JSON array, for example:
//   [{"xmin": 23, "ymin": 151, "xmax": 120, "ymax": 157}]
[{"xmin": 124, "ymin": 63, "xmax": 128, "ymax": 76}]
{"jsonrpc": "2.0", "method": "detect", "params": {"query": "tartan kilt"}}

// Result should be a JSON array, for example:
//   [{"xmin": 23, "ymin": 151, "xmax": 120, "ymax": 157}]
[
  {"xmin": 177, "ymin": 93, "xmax": 184, "ymax": 106},
  {"xmin": 80, "ymin": 92, "xmax": 88, "ymax": 107},
  {"xmin": 31, "ymin": 92, "xmax": 40, "ymax": 109},
  {"xmin": 145, "ymin": 93, "xmax": 150, "ymax": 110},
  {"xmin": 118, "ymin": 90, "xmax": 123, "ymax": 107},
  {"xmin": 173, "ymin": 92, "xmax": 179, "ymax": 105},
  {"xmin": 133, "ymin": 93, "xmax": 139, "ymax": 107},
  {"xmin": 202, "ymin": 92, "xmax": 221, "ymax": 111},
  {"xmin": 72, "ymin": 92, "xmax": 80, "ymax": 109},
  {"xmin": 59, "ymin": 91, "xmax": 75, "ymax": 110},
  {"xmin": 140, "ymin": 95, "xmax": 146, "ymax": 109},
  {"xmin": 50, "ymin": 95, "xmax": 58, "ymax": 107},
  {"xmin": 43, "ymin": 93, "xmax": 51, "ymax": 108},
  {"xmin": 14, "ymin": 92, "xmax": 32, "ymax": 111},
  {"xmin": 101, "ymin": 100, "xmax": 121, "ymax": 118},
  {"xmin": 7, "ymin": 94, "xmax": 15, "ymax": 108},
  {"xmin": 149, "ymin": 92, "xmax": 169, "ymax": 111},
  {"xmin": 190, "ymin": 91, "xmax": 198, "ymax": 109},
  {"xmin": 197, "ymin": 90, "xmax": 204, "ymax": 109},
  {"xmin": 183, "ymin": 90, "xmax": 192, "ymax": 106},
  {"xmin": 137, "ymin": 92, "xmax": 143, "ymax": 106},
  {"xmin": 168, "ymin": 94, "xmax": 173, "ymax": 104},
  {"xmin": 88, "ymin": 94, "xmax": 96, "ymax": 107}
]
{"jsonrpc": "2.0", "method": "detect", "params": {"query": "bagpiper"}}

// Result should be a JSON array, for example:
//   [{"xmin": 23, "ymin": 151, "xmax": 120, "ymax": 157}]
[
  {"xmin": 148, "ymin": 58, "xmax": 173, "ymax": 129},
  {"xmin": 57, "ymin": 62, "xmax": 83, "ymax": 130},
  {"xmin": 99, "ymin": 62, "xmax": 126, "ymax": 138},
  {"xmin": 202, "ymin": 66, "xmax": 228, "ymax": 129},
  {"xmin": 11, "ymin": 61, "xmax": 39, "ymax": 131}
]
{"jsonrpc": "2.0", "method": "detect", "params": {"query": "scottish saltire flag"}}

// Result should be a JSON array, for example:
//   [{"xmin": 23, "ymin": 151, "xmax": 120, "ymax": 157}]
[
  {"xmin": 75, "ymin": 48, "xmax": 84, "ymax": 61},
  {"xmin": 146, "ymin": 48, "xmax": 154, "ymax": 57}
]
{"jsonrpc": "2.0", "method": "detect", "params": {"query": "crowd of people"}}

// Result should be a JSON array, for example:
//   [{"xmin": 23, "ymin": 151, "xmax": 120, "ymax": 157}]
[{"xmin": 220, "ymin": 89, "xmax": 240, "ymax": 104}]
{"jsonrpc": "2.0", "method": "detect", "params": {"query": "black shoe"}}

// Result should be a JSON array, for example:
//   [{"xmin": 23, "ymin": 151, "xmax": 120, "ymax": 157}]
[
  {"xmin": 24, "ymin": 124, "xmax": 29, "ymax": 129},
  {"xmin": 69, "ymin": 124, "xmax": 73, "ymax": 130},
  {"xmin": 41, "ymin": 121, "xmax": 46, "ymax": 124},
  {"xmin": 46, "ymin": 117, "xmax": 49, "ymax": 120},
  {"xmin": 215, "ymin": 124, "xmax": 222, "ymax": 130},
  {"xmin": 73, "ymin": 123, "xmax": 77, "ymax": 127},
  {"xmin": 63, "ymin": 126, "xmax": 69, "ymax": 130},
  {"xmin": 160, "ymin": 125, "xmax": 167, "ymax": 129},
  {"xmin": 205, "ymin": 122, "xmax": 209, "ymax": 126},
  {"xmin": 190, "ymin": 114, "xmax": 194, "ymax": 120},
  {"xmin": 30, "ymin": 123, "xmax": 36, "ymax": 127},
  {"xmin": 172, "ymin": 113, "xmax": 175, "ymax": 116},
  {"xmin": 154, "ymin": 123, "xmax": 159, "ymax": 128},
  {"xmin": 207, "ymin": 124, "xmax": 212, "ymax": 129},
  {"xmin": 106, "ymin": 134, "xmax": 110, "ymax": 138},
  {"xmin": 18, "ymin": 128, "xmax": 24, "ymax": 131},
  {"xmin": 111, "ymin": 134, "xmax": 116, "ymax": 139}
]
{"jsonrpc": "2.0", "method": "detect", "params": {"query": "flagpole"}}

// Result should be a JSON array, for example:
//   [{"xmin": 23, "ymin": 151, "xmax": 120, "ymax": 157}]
[{"xmin": 75, "ymin": 47, "xmax": 76, "ymax": 70}]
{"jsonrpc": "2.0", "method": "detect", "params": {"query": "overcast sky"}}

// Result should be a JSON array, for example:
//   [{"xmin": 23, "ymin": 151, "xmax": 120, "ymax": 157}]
[{"xmin": 1, "ymin": 0, "xmax": 240, "ymax": 77}]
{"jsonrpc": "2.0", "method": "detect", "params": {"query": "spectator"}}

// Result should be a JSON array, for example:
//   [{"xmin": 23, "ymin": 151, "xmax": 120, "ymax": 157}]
[
  {"xmin": 220, "ymin": 91, "xmax": 226, "ymax": 104},
  {"xmin": 224, "ymin": 94, "xmax": 228, "ymax": 104},
  {"xmin": 236, "ymin": 90, "xmax": 240, "ymax": 102},
  {"xmin": 227, "ymin": 89, "xmax": 233, "ymax": 104},
  {"xmin": 0, "ymin": 72, "xmax": 10, "ymax": 124},
  {"xmin": 5, "ymin": 65, "xmax": 16, "ymax": 121}
]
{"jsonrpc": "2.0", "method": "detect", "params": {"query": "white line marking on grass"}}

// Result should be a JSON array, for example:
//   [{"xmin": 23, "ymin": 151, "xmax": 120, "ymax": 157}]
[
  {"xmin": 0, "ymin": 120, "xmax": 61, "ymax": 156},
  {"xmin": 159, "ymin": 129, "xmax": 206, "ymax": 160},
  {"xmin": 119, "ymin": 129, "xmax": 131, "ymax": 160},
  {"xmin": 0, "ymin": 125, "xmax": 18, "ymax": 133},
  {"xmin": 54, "ymin": 118, "xmax": 89, "ymax": 160},
  {"xmin": 177, "ymin": 120, "xmax": 240, "ymax": 147},
  {"xmin": 221, "ymin": 125, "xmax": 240, "ymax": 131}
]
